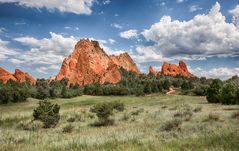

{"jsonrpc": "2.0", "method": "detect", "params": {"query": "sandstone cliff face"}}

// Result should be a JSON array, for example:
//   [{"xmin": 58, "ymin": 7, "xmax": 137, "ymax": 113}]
[
  {"xmin": 148, "ymin": 60, "xmax": 193, "ymax": 77},
  {"xmin": 14, "ymin": 69, "xmax": 36, "ymax": 84},
  {"xmin": 0, "ymin": 67, "xmax": 36, "ymax": 84},
  {"xmin": 56, "ymin": 39, "xmax": 140, "ymax": 85},
  {"xmin": 110, "ymin": 53, "xmax": 141, "ymax": 74},
  {"xmin": 0, "ymin": 67, "xmax": 17, "ymax": 83},
  {"xmin": 161, "ymin": 61, "xmax": 193, "ymax": 77},
  {"xmin": 148, "ymin": 66, "xmax": 157, "ymax": 76}
]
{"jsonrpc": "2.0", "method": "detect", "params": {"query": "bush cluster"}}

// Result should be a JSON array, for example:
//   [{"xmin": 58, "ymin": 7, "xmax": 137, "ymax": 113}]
[
  {"xmin": 90, "ymin": 102, "xmax": 125, "ymax": 126},
  {"xmin": 0, "ymin": 80, "xmax": 30, "ymax": 104},
  {"xmin": 0, "ymin": 78, "xmax": 83, "ymax": 104},
  {"xmin": 206, "ymin": 77, "xmax": 239, "ymax": 105}
]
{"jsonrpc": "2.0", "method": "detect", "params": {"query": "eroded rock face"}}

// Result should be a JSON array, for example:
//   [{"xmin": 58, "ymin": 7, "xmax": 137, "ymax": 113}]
[
  {"xmin": 161, "ymin": 60, "xmax": 193, "ymax": 77},
  {"xmin": 110, "ymin": 53, "xmax": 141, "ymax": 74},
  {"xmin": 56, "ymin": 39, "xmax": 140, "ymax": 85},
  {"xmin": 0, "ymin": 67, "xmax": 36, "ymax": 84},
  {"xmin": 148, "ymin": 60, "xmax": 193, "ymax": 77},
  {"xmin": 0, "ymin": 67, "xmax": 17, "ymax": 83},
  {"xmin": 14, "ymin": 69, "xmax": 36, "ymax": 84},
  {"xmin": 148, "ymin": 66, "xmax": 157, "ymax": 76},
  {"xmin": 179, "ymin": 60, "xmax": 192, "ymax": 77}
]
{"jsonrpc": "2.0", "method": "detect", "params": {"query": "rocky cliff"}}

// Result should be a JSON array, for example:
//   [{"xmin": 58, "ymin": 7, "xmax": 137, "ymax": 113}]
[
  {"xmin": 56, "ymin": 39, "xmax": 140, "ymax": 85},
  {"xmin": 148, "ymin": 66, "xmax": 157, "ymax": 76},
  {"xmin": 0, "ymin": 67, "xmax": 36, "ymax": 84},
  {"xmin": 0, "ymin": 67, "xmax": 17, "ymax": 83},
  {"xmin": 110, "ymin": 53, "xmax": 141, "ymax": 74},
  {"xmin": 148, "ymin": 60, "xmax": 193, "ymax": 77},
  {"xmin": 14, "ymin": 69, "xmax": 36, "ymax": 84}
]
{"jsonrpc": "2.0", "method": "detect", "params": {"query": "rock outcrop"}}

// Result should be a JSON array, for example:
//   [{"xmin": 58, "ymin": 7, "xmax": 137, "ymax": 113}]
[
  {"xmin": 148, "ymin": 60, "xmax": 193, "ymax": 77},
  {"xmin": 110, "ymin": 53, "xmax": 141, "ymax": 74},
  {"xmin": 0, "ymin": 67, "xmax": 17, "ymax": 83},
  {"xmin": 56, "ymin": 39, "xmax": 140, "ymax": 85},
  {"xmin": 161, "ymin": 61, "xmax": 193, "ymax": 77},
  {"xmin": 148, "ymin": 66, "xmax": 157, "ymax": 76},
  {"xmin": 13, "ymin": 69, "xmax": 36, "ymax": 84},
  {"xmin": 0, "ymin": 67, "xmax": 36, "ymax": 84}
]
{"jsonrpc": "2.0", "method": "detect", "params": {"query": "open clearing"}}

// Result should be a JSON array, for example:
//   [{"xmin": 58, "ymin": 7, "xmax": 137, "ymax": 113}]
[{"xmin": 0, "ymin": 94, "xmax": 239, "ymax": 151}]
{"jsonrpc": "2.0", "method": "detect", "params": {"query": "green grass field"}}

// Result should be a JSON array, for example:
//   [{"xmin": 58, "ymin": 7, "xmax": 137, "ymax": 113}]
[{"xmin": 0, "ymin": 94, "xmax": 239, "ymax": 151}]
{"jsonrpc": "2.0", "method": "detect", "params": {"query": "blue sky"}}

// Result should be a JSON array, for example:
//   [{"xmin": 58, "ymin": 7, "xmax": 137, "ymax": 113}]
[{"xmin": 0, "ymin": 0, "xmax": 239, "ymax": 80}]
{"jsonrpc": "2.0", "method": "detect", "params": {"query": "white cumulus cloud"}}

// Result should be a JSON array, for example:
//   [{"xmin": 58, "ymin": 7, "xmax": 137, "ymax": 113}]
[
  {"xmin": 0, "ymin": 0, "xmax": 95, "ymax": 15},
  {"xmin": 141, "ymin": 2, "xmax": 239, "ymax": 62},
  {"xmin": 229, "ymin": 5, "xmax": 239, "ymax": 17},
  {"xmin": 14, "ymin": 32, "xmax": 78, "ymax": 65},
  {"xmin": 189, "ymin": 5, "xmax": 202, "ymax": 12},
  {"xmin": 191, "ymin": 67, "xmax": 239, "ymax": 80},
  {"xmin": 0, "ymin": 39, "xmax": 18, "ymax": 60},
  {"xmin": 120, "ymin": 29, "xmax": 138, "ymax": 39}
]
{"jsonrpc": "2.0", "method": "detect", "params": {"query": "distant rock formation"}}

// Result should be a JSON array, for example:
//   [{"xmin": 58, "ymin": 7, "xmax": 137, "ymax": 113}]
[
  {"xmin": 56, "ymin": 39, "xmax": 140, "ymax": 85},
  {"xmin": 0, "ymin": 67, "xmax": 17, "ymax": 82},
  {"xmin": 0, "ymin": 67, "xmax": 36, "ymax": 84},
  {"xmin": 148, "ymin": 60, "xmax": 193, "ymax": 77},
  {"xmin": 110, "ymin": 52, "xmax": 141, "ymax": 74},
  {"xmin": 14, "ymin": 69, "xmax": 36, "ymax": 84},
  {"xmin": 148, "ymin": 66, "xmax": 157, "ymax": 76}
]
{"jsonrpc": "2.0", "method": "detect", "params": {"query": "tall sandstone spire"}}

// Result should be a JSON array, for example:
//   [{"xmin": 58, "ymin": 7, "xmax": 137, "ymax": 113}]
[{"xmin": 56, "ymin": 39, "xmax": 140, "ymax": 85}]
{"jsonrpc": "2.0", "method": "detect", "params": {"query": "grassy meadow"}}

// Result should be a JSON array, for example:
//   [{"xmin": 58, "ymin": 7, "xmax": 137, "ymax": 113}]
[{"xmin": 0, "ymin": 94, "xmax": 239, "ymax": 151}]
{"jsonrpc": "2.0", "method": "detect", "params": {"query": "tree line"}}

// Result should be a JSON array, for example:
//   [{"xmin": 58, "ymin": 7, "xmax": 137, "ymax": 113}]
[{"xmin": 0, "ymin": 68, "xmax": 238, "ymax": 105}]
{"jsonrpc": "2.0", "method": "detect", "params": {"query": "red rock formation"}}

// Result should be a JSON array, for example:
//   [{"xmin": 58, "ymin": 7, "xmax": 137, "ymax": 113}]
[
  {"xmin": 110, "ymin": 53, "xmax": 141, "ymax": 74},
  {"xmin": 179, "ymin": 60, "xmax": 193, "ymax": 77},
  {"xmin": 161, "ymin": 60, "xmax": 193, "ymax": 77},
  {"xmin": 148, "ymin": 66, "xmax": 157, "ymax": 76},
  {"xmin": 56, "ymin": 39, "xmax": 124, "ymax": 85},
  {"xmin": 0, "ymin": 67, "xmax": 36, "ymax": 84},
  {"xmin": 0, "ymin": 67, "xmax": 17, "ymax": 83},
  {"xmin": 14, "ymin": 69, "xmax": 36, "ymax": 84}
]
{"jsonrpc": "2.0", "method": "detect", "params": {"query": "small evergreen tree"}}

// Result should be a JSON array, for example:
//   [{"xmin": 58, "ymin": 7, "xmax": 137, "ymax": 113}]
[{"xmin": 33, "ymin": 100, "xmax": 60, "ymax": 128}]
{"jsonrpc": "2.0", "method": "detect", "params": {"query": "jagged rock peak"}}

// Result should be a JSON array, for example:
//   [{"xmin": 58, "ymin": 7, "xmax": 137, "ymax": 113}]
[
  {"xmin": 0, "ymin": 67, "xmax": 36, "ymax": 84},
  {"xmin": 110, "ymin": 52, "xmax": 141, "ymax": 74}
]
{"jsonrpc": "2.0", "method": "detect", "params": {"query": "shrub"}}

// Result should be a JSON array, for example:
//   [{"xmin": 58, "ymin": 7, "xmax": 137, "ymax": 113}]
[
  {"xmin": 194, "ymin": 85, "xmax": 208, "ymax": 96},
  {"xmin": 135, "ymin": 86, "xmax": 145, "ymax": 96},
  {"xmin": 181, "ymin": 81, "xmax": 192, "ymax": 90},
  {"xmin": 16, "ymin": 120, "xmax": 43, "ymax": 131},
  {"xmin": 163, "ymin": 80, "xmax": 171, "ymax": 90},
  {"xmin": 220, "ymin": 82, "xmax": 238, "ymax": 105},
  {"xmin": 90, "ymin": 103, "xmax": 114, "ymax": 126},
  {"xmin": 0, "ymin": 87, "xmax": 12, "ymax": 104},
  {"xmin": 206, "ymin": 79, "xmax": 223, "ymax": 103},
  {"xmin": 62, "ymin": 124, "xmax": 74, "ymax": 133},
  {"xmin": 131, "ymin": 108, "xmax": 144, "ymax": 116},
  {"xmin": 121, "ymin": 112, "xmax": 131, "ymax": 121},
  {"xmin": 160, "ymin": 119, "xmax": 182, "ymax": 131},
  {"xmin": 67, "ymin": 117, "xmax": 76, "ymax": 123},
  {"xmin": 111, "ymin": 102, "xmax": 125, "ymax": 112},
  {"xmin": 231, "ymin": 112, "xmax": 239, "ymax": 120},
  {"xmin": 204, "ymin": 113, "xmax": 220, "ymax": 122},
  {"xmin": 33, "ymin": 100, "xmax": 60, "ymax": 128},
  {"xmin": 174, "ymin": 104, "xmax": 193, "ymax": 121},
  {"xmin": 193, "ymin": 106, "xmax": 202, "ymax": 112}
]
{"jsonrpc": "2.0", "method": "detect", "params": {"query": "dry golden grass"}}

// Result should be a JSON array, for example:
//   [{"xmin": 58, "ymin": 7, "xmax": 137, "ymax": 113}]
[{"xmin": 0, "ymin": 94, "xmax": 239, "ymax": 151}]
